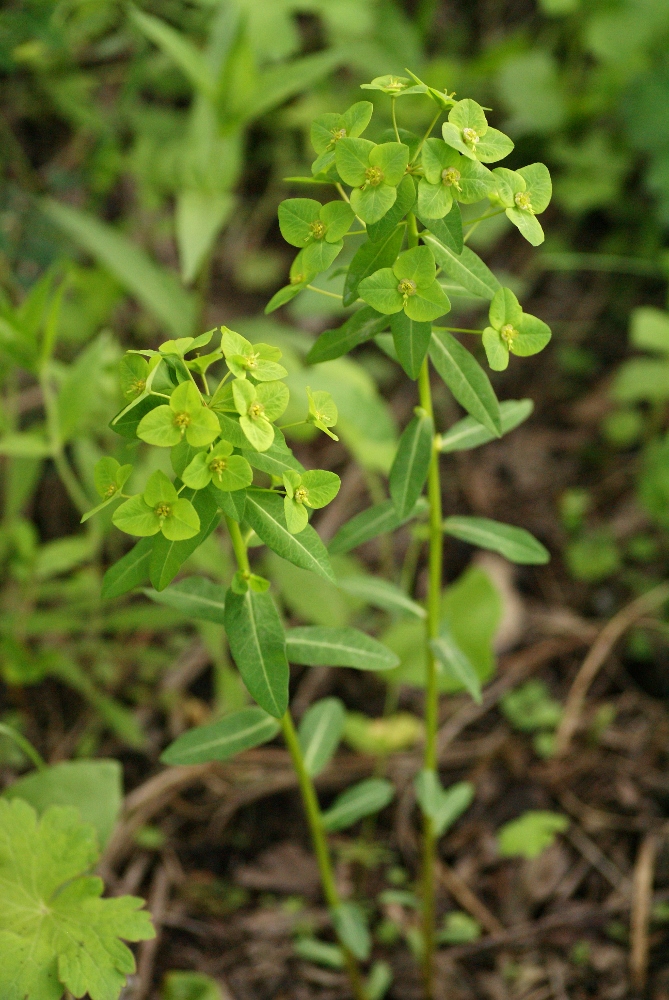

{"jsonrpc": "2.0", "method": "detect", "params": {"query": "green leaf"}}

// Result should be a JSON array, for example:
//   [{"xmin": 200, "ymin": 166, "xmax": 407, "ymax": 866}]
[
  {"xmin": 343, "ymin": 227, "xmax": 405, "ymax": 307},
  {"xmin": 218, "ymin": 487, "xmax": 247, "ymax": 523},
  {"xmin": 0, "ymin": 799, "xmax": 154, "ymax": 1000},
  {"xmin": 245, "ymin": 49, "xmax": 344, "ymax": 124},
  {"xmin": 429, "ymin": 330, "xmax": 501, "ymax": 436},
  {"xmin": 517, "ymin": 162, "xmax": 552, "ymax": 213},
  {"xmin": 130, "ymin": 8, "xmax": 215, "ymax": 99},
  {"xmin": 497, "ymin": 810, "xmax": 569, "ymax": 859},
  {"xmin": 439, "ymin": 399, "xmax": 533, "ymax": 452},
  {"xmin": 162, "ymin": 971, "xmax": 224, "ymax": 1000},
  {"xmin": 176, "ymin": 191, "xmax": 234, "ymax": 285},
  {"xmin": 278, "ymin": 198, "xmax": 322, "ymax": 247},
  {"xmin": 331, "ymin": 901, "xmax": 371, "ymax": 961},
  {"xmin": 475, "ymin": 128, "xmax": 515, "ymax": 163},
  {"xmin": 110, "ymin": 395, "xmax": 164, "ymax": 440},
  {"xmin": 113, "ymin": 495, "xmax": 160, "ymax": 537},
  {"xmin": 421, "ymin": 234, "xmax": 500, "ymax": 300},
  {"xmin": 143, "ymin": 576, "xmax": 228, "ymax": 624},
  {"xmin": 630, "ymin": 307, "xmax": 669, "ymax": 355},
  {"xmin": 307, "ymin": 307, "xmax": 389, "ymax": 363},
  {"xmin": 3, "ymin": 760, "xmax": 122, "ymax": 849},
  {"xmin": 298, "ymin": 697, "xmax": 346, "ymax": 777},
  {"xmin": 320, "ymin": 200, "xmax": 355, "ymax": 242},
  {"xmin": 404, "ymin": 281, "xmax": 451, "ymax": 324},
  {"xmin": 337, "ymin": 576, "xmax": 426, "ymax": 618},
  {"xmin": 244, "ymin": 488, "xmax": 335, "ymax": 582},
  {"xmin": 302, "ymin": 237, "xmax": 343, "ymax": 275},
  {"xmin": 328, "ymin": 498, "xmax": 426, "ymax": 555},
  {"xmin": 149, "ymin": 486, "xmax": 220, "ymax": 591},
  {"xmin": 293, "ymin": 938, "xmax": 344, "ymax": 970},
  {"xmin": 506, "ymin": 207, "xmax": 545, "ymax": 246},
  {"xmin": 414, "ymin": 771, "xmax": 474, "ymax": 837},
  {"xmin": 160, "ymin": 706, "xmax": 280, "ymax": 765},
  {"xmin": 366, "ymin": 174, "xmax": 415, "ymax": 243},
  {"xmin": 322, "ymin": 778, "xmax": 394, "ymax": 831},
  {"xmin": 101, "ymin": 537, "xmax": 153, "ymax": 599},
  {"xmin": 417, "ymin": 205, "xmax": 464, "ymax": 256},
  {"xmin": 370, "ymin": 142, "xmax": 410, "ymax": 186},
  {"xmin": 243, "ymin": 437, "xmax": 304, "ymax": 477},
  {"xmin": 285, "ymin": 626, "xmax": 399, "ymax": 671},
  {"xmin": 442, "ymin": 516, "xmax": 550, "ymax": 564},
  {"xmin": 224, "ymin": 588, "xmax": 289, "ymax": 718},
  {"xmin": 612, "ymin": 358, "xmax": 669, "ymax": 403},
  {"xmin": 357, "ymin": 267, "xmax": 403, "ymax": 315},
  {"xmin": 335, "ymin": 137, "xmax": 375, "ymax": 186},
  {"xmin": 389, "ymin": 412, "xmax": 434, "ymax": 518},
  {"xmin": 41, "ymin": 199, "xmax": 196, "ymax": 338},
  {"xmin": 430, "ymin": 627, "xmax": 482, "ymax": 703},
  {"xmin": 350, "ymin": 184, "xmax": 398, "ymax": 225},
  {"xmin": 489, "ymin": 287, "xmax": 522, "ymax": 330}
]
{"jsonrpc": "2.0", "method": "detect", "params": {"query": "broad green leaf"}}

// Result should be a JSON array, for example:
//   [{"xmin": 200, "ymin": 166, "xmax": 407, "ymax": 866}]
[
  {"xmin": 343, "ymin": 226, "xmax": 405, "ymax": 307},
  {"xmin": 497, "ymin": 810, "xmax": 569, "ymax": 859},
  {"xmin": 414, "ymin": 771, "xmax": 474, "ymax": 837},
  {"xmin": 224, "ymin": 588, "xmax": 289, "ymax": 718},
  {"xmin": 161, "ymin": 706, "xmax": 280, "ymax": 765},
  {"xmin": 357, "ymin": 267, "xmax": 403, "ymax": 315},
  {"xmin": 335, "ymin": 137, "xmax": 375, "ymax": 186},
  {"xmin": 42, "ymin": 199, "xmax": 196, "ymax": 338},
  {"xmin": 442, "ymin": 516, "xmax": 550, "ymax": 564},
  {"xmin": 278, "ymin": 198, "xmax": 322, "ymax": 247},
  {"xmin": 612, "ymin": 358, "xmax": 669, "ymax": 403},
  {"xmin": 506, "ymin": 207, "xmax": 544, "ymax": 246},
  {"xmin": 320, "ymin": 200, "xmax": 355, "ymax": 242},
  {"xmin": 307, "ymin": 307, "xmax": 389, "ymax": 363},
  {"xmin": 350, "ymin": 184, "xmax": 398, "ymax": 225},
  {"xmin": 337, "ymin": 576, "xmax": 426, "ymax": 618},
  {"xmin": 331, "ymin": 902, "xmax": 371, "ymax": 961},
  {"xmin": 370, "ymin": 142, "xmax": 410, "ymax": 185},
  {"xmin": 417, "ymin": 204, "xmax": 463, "ymax": 255},
  {"xmin": 393, "ymin": 245, "xmax": 436, "ymax": 287},
  {"xmin": 163, "ymin": 971, "xmax": 224, "ymax": 1000},
  {"xmin": 109, "ymin": 395, "xmax": 164, "ymax": 440},
  {"xmin": 244, "ymin": 488, "xmax": 335, "ymax": 582},
  {"xmin": 421, "ymin": 233, "xmax": 500, "ymax": 300},
  {"xmin": 0, "ymin": 799, "xmax": 154, "ymax": 1000},
  {"xmin": 366, "ymin": 174, "xmax": 415, "ymax": 242},
  {"xmin": 439, "ymin": 398, "xmax": 534, "ymax": 452},
  {"xmin": 243, "ymin": 437, "xmax": 304, "ymax": 476},
  {"xmin": 101, "ymin": 537, "xmax": 153, "ymax": 599},
  {"xmin": 328, "ymin": 498, "xmax": 425, "ymax": 555},
  {"xmin": 430, "ymin": 628, "xmax": 482, "ymax": 703},
  {"xmin": 302, "ymin": 237, "xmax": 343, "ymax": 275},
  {"xmin": 514, "ymin": 313, "xmax": 551, "ymax": 356},
  {"xmin": 403, "ymin": 281, "xmax": 451, "ymax": 323},
  {"xmin": 3, "ymin": 760, "xmax": 122, "ymax": 849},
  {"xmin": 429, "ymin": 330, "xmax": 501, "ymax": 435},
  {"xmin": 389, "ymin": 412, "xmax": 434, "ymax": 518},
  {"xmin": 285, "ymin": 626, "xmax": 399, "ymax": 671},
  {"xmin": 489, "ymin": 287, "xmax": 522, "ymax": 330},
  {"xmin": 150, "ymin": 487, "xmax": 220, "ymax": 591},
  {"xmin": 517, "ymin": 162, "xmax": 552, "ymax": 214},
  {"xmin": 475, "ymin": 128, "xmax": 515, "ymax": 162},
  {"xmin": 143, "ymin": 576, "xmax": 228, "ymax": 624},
  {"xmin": 322, "ymin": 778, "xmax": 394, "ymax": 831},
  {"xmin": 265, "ymin": 282, "xmax": 304, "ymax": 314},
  {"xmin": 298, "ymin": 697, "xmax": 346, "ymax": 777}
]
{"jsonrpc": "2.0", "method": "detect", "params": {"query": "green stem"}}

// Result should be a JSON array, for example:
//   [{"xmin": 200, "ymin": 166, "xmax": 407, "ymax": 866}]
[
  {"xmin": 335, "ymin": 182, "xmax": 351, "ymax": 204},
  {"xmin": 225, "ymin": 516, "xmax": 251, "ymax": 575},
  {"xmin": 0, "ymin": 723, "xmax": 46, "ymax": 771},
  {"xmin": 306, "ymin": 284, "xmax": 343, "ymax": 301},
  {"xmin": 391, "ymin": 97, "xmax": 401, "ymax": 142},
  {"xmin": 436, "ymin": 327, "xmax": 485, "ymax": 335},
  {"xmin": 281, "ymin": 712, "xmax": 366, "ymax": 1000},
  {"xmin": 407, "ymin": 211, "xmax": 419, "ymax": 248},
  {"xmin": 417, "ymin": 358, "xmax": 443, "ymax": 1000}
]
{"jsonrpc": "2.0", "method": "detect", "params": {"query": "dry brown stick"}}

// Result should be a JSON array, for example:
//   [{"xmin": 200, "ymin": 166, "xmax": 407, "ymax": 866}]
[
  {"xmin": 630, "ymin": 831, "xmax": 660, "ymax": 993},
  {"xmin": 565, "ymin": 824, "xmax": 629, "ymax": 893},
  {"xmin": 133, "ymin": 864, "xmax": 170, "ymax": 1000},
  {"xmin": 437, "ymin": 861, "xmax": 504, "ymax": 934},
  {"xmin": 555, "ymin": 584, "xmax": 669, "ymax": 755}
]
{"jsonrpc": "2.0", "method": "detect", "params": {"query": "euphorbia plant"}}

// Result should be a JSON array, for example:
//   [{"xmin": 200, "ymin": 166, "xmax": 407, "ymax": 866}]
[{"xmin": 88, "ymin": 70, "xmax": 553, "ymax": 1000}]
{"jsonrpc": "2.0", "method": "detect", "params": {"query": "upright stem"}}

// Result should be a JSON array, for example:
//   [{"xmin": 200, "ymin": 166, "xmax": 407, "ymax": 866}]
[{"xmin": 223, "ymin": 518, "xmax": 365, "ymax": 1000}]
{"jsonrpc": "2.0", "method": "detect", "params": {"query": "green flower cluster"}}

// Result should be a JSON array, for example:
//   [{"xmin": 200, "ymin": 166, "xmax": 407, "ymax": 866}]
[{"xmin": 84, "ymin": 327, "xmax": 341, "ymax": 557}]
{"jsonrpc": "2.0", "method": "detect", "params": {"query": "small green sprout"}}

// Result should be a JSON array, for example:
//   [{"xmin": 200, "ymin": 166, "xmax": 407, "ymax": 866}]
[
  {"xmin": 81, "ymin": 457, "xmax": 132, "ymax": 523},
  {"xmin": 441, "ymin": 99, "xmax": 514, "ymax": 163},
  {"xmin": 358, "ymin": 246, "xmax": 450, "ymax": 322},
  {"xmin": 283, "ymin": 469, "xmax": 341, "ymax": 534},
  {"xmin": 491, "ymin": 163, "xmax": 552, "ymax": 245},
  {"xmin": 306, "ymin": 386, "xmax": 339, "ymax": 440},
  {"xmin": 137, "ymin": 381, "xmax": 220, "ymax": 448},
  {"xmin": 112, "ymin": 469, "xmax": 200, "ymax": 540},
  {"xmin": 181, "ymin": 440, "xmax": 253, "ymax": 492},
  {"xmin": 482, "ymin": 287, "xmax": 552, "ymax": 371},
  {"xmin": 232, "ymin": 377, "xmax": 289, "ymax": 451},
  {"xmin": 335, "ymin": 139, "xmax": 410, "ymax": 223},
  {"xmin": 220, "ymin": 328, "xmax": 288, "ymax": 381}
]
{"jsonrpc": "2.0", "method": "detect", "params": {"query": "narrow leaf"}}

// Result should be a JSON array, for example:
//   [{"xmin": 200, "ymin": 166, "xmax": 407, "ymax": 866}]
[
  {"xmin": 244, "ymin": 50, "xmax": 343, "ymax": 123},
  {"xmin": 442, "ymin": 516, "xmax": 549, "ymax": 564},
  {"xmin": 429, "ymin": 330, "xmax": 501, "ymax": 436},
  {"xmin": 329, "ymin": 498, "xmax": 426, "ymax": 555},
  {"xmin": 143, "ymin": 576, "xmax": 227, "ymax": 624},
  {"xmin": 417, "ymin": 204, "xmax": 463, "ymax": 255},
  {"xmin": 331, "ymin": 902, "xmax": 371, "ymax": 961},
  {"xmin": 422, "ymin": 232, "xmax": 500, "ymax": 300},
  {"xmin": 389, "ymin": 412, "xmax": 434, "ymax": 519},
  {"xmin": 285, "ymin": 626, "xmax": 399, "ymax": 671},
  {"xmin": 101, "ymin": 537, "xmax": 153, "ymax": 599},
  {"xmin": 160, "ymin": 706, "xmax": 280, "ymax": 765},
  {"xmin": 224, "ymin": 588, "xmax": 289, "ymax": 718},
  {"xmin": 322, "ymin": 778, "xmax": 395, "ymax": 831},
  {"xmin": 390, "ymin": 312, "xmax": 432, "ymax": 380},
  {"xmin": 298, "ymin": 697, "xmax": 346, "ymax": 777},
  {"xmin": 337, "ymin": 576, "xmax": 425, "ymax": 618},
  {"xmin": 244, "ymin": 488, "xmax": 335, "ymax": 582},
  {"xmin": 130, "ymin": 8, "xmax": 215, "ymax": 98},
  {"xmin": 439, "ymin": 399, "xmax": 533, "ymax": 453},
  {"xmin": 307, "ymin": 306, "xmax": 388, "ymax": 364},
  {"xmin": 430, "ymin": 629, "xmax": 482, "ymax": 703},
  {"xmin": 415, "ymin": 770, "xmax": 474, "ymax": 837}
]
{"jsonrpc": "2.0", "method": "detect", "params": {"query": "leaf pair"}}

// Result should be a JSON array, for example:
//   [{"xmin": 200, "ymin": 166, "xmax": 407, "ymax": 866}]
[
  {"xmin": 231, "ymin": 378, "xmax": 289, "ymax": 451},
  {"xmin": 441, "ymin": 99, "xmax": 514, "ymax": 164},
  {"xmin": 277, "ymin": 199, "xmax": 354, "ymax": 274},
  {"xmin": 113, "ymin": 470, "xmax": 200, "ymax": 541},
  {"xmin": 336, "ymin": 139, "xmax": 410, "ymax": 224},
  {"xmin": 283, "ymin": 469, "xmax": 341, "ymax": 534},
  {"xmin": 81, "ymin": 457, "xmax": 132, "ymax": 524},
  {"xmin": 137, "ymin": 380, "xmax": 219, "ymax": 449},
  {"xmin": 418, "ymin": 138, "xmax": 494, "ymax": 219},
  {"xmin": 492, "ymin": 163, "xmax": 552, "ymax": 246},
  {"xmin": 220, "ymin": 327, "xmax": 288, "ymax": 381},
  {"xmin": 482, "ymin": 287, "xmax": 551, "ymax": 371},
  {"xmin": 415, "ymin": 770, "xmax": 474, "ymax": 837},
  {"xmin": 310, "ymin": 101, "xmax": 373, "ymax": 175},
  {"xmin": 181, "ymin": 440, "xmax": 253, "ymax": 493},
  {"xmin": 358, "ymin": 246, "xmax": 450, "ymax": 323}
]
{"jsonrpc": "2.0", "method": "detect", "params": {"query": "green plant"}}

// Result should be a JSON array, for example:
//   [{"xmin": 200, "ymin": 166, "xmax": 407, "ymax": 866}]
[
  {"xmin": 497, "ymin": 810, "xmax": 569, "ymax": 860},
  {"xmin": 76, "ymin": 72, "xmax": 554, "ymax": 999}
]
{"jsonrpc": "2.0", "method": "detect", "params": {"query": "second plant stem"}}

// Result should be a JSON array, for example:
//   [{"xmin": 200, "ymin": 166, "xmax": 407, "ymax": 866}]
[{"xmin": 224, "ymin": 517, "xmax": 366, "ymax": 1000}]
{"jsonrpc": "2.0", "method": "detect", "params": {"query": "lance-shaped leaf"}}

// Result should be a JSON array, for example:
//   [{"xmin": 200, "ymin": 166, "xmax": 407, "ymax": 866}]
[
  {"xmin": 390, "ymin": 312, "xmax": 432, "ymax": 380},
  {"xmin": 438, "ymin": 399, "xmax": 533, "ymax": 453},
  {"xmin": 415, "ymin": 770, "xmax": 474, "ymax": 837},
  {"xmin": 224, "ymin": 588, "xmax": 289, "ymax": 719},
  {"xmin": 285, "ymin": 626, "xmax": 399, "ymax": 671},
  {"xmin": 328, "ymin": 498, "xmax": 427, "ymax": 555},
  {"xmin": 243, "ymin": 436, "xmax": 304, "ymax": 477},
  {"xmin": 331, "ymin": 902, "xmax": 371, "ymax": 961},
  {"xmin": 429, "ymin": 330, "xmax": 501, "ymax": 436},
  {"xmin": 101, "ymin": 537, "xmax": 153, "ymax": 599},
  {"xmin": 161, "ymin": 706, "xmax": 280, "ymax": 765},
  {"xmin": 298, "ymin": 697, "xmax": 346, "ymax": 777},
  {"xmin": 431, "ymin": 626, "xmax": 482, "ymax": 703},
  {"xmin": 421, "ymin": 233, "xmax": 500, "ymax": 300},
  {"xmin": 417, "ymin": 203, "xmax": 463, "ymax": 256},
  {"xmin": 143, "ymin": 576, "xmax": 228, "ymax": 624},
  {"xmin": 321, "ymin": 778, "xmax": 395, "ymax": 831},
  {"xmin": 337, "ymin": 576, "xmax": 426, "ymax": 618},
  {"xmin": 389, "ymin": 411, "xmax": 434, "ymax": 518},
  {"xmin": 244, "ymin": 488, "xmax": 335, "ymax": 582},
  {"xmin": 343, "ymin": 226, "xmax": 405, "ymax": 307},
  {"xmin": 307, "ymin": 306, "xmax": 389, "ymax": 364},
  {"xmin": 366, "ymin": 174, "xmax": 416, "ymax": 243},
  {"xmin": 442, "ymin": 516, "xmax": 550, "ymax": 564}
]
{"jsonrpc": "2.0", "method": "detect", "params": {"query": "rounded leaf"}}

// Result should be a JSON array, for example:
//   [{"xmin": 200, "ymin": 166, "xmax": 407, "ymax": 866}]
[
  {"xmin": 136, "ymin": 405, "xmax": 181, "ymax": 447},
  {"xmin": 161, "ymin": 498, "xmax": 200, "ymax": 540},
  {"xmin": 350, "ymin": 184, "xmax": 397, "ymax": 225},
  {"xmin": 357, "ymin": 268, "xmax": 404, "ymax": 315},
  {"xmin": 113, "ymin": 495, "xmax": 159, "ymax": 537}
]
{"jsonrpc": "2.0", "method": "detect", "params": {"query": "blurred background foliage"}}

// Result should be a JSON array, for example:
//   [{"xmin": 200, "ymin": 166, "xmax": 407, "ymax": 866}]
[{"xmin": 1, "ymin": 0, "xmax": 669, "ymax": 756}]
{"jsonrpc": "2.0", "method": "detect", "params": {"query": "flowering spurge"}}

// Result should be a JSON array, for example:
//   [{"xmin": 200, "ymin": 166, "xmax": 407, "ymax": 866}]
[
  {"xmin": 482, "ymin": 288, "xmax": 552, "ymax": 371},
  {"xmin": 491, "ymin": 163, "xmax": 552, "ymax": 246},
  {"xmin": 283, "ymin": 469, "xmax": 341, "ymax": 534}
]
